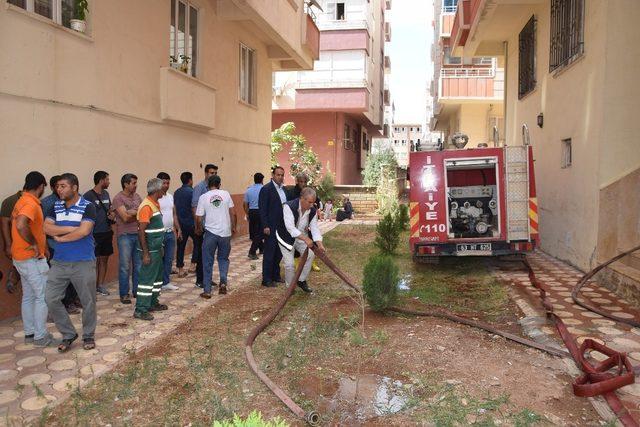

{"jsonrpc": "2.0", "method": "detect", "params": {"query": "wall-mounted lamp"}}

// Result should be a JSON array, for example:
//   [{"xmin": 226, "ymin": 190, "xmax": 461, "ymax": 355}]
[{"xmin": 537, "ymin": 113, "xmax": 544, "ymax": 128}]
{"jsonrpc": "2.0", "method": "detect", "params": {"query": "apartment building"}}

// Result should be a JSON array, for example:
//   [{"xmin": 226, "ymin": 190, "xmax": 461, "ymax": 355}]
[
  {"xmin": 430, "ymin": 0, "xmax": 504, "ymax": 148},
  {"xmin": 272, "ymin": 0, "xmax": 391, "ymax": 185},
  {"xmin": 449, "ymin": 0, "xmax": 640, "ymax": 294},
  {"xmin": 0, "ymin": 0, "xmax": 319, "ymax": 319}
]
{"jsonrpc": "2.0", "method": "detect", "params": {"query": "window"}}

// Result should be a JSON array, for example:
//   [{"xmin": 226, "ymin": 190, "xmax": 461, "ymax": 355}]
[
  {"xmin": 239, "ymin": 44, "xmax": 257, "ymax": 106},
  {"xmin": 170, "ymin": 0, "xmax": 199, "ymax": 77},
  {"xmin": 561, "ymin": 138, "xmax": 572, "ymax": 168},
  {"xmin": 442, "ymin": 0, "xmax": 457, "ymax": 13},
  {"xmin": 549, "ymin": 0, "xmax": 584, "ymax": 72},
  {"xmin": 8, "ymin": 0, "xmax": 76, "ymax": 29},
  {"xmin": 518, "ymin": 16, "xmax": 536, "ymax": 99},
  {"xmin": 336, "ymin": 2, "xmax": 345, "ymax": 20}
]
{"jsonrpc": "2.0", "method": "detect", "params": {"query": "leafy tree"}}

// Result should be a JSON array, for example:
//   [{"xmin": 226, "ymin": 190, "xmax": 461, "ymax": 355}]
[
  {"xmin": 271, "ymin": 122, "xmax": 322, "ymax": 185},
  {"xmin": 316, "ymin": 171, "xmax": 336, "ymax": 203},
  {"xmin": 362, "ymin": 148, "xmax": 398, "ymax": 186}
]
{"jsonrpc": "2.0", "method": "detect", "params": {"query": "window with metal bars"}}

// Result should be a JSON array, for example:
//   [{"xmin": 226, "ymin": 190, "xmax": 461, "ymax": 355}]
[
  {"xmin": 518, "ymin": 16, "xmax": 536, "ymax": 99},
  {"xmin": 549, "ymin": 0, "xmax": 584, "ymax": 72}
]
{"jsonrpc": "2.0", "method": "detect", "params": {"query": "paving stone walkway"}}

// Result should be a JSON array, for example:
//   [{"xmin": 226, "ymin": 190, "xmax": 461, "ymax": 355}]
[
  {"xmin": 0, "ymin": 221, "xmax": 340, "ymax": 425},
  {"xmin": 495, "ymin": 250, "xmax": 640, "ymax": 420}
]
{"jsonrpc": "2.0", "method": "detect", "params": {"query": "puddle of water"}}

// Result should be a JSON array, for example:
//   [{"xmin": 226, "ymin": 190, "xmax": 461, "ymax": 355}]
[
  {"xmin": 397, "ymin": 275, "xmax": 412, "ymax": 291},
  {"xmin": 330, "ymin": 374, "xmax": 411, "ymax": 420}
]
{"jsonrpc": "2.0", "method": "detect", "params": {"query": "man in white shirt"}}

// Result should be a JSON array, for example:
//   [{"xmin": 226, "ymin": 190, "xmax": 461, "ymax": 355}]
[
  {"xmin": 276, "ymin": 187, "xmax": 325, "ymax": 293},
  {"xmin": 157, "ymin": 172, "xmax": 182, "ymax": 291},
  {"xmin": 196, "ymin": 175, "xmax": 237, "ymax": 298}
]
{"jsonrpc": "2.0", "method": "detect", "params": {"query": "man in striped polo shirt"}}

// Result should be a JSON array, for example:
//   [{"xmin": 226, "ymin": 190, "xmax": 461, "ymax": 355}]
[
  {"xmin": 44, "ymin": 173, "xmax": 98, "ymax": 352},
  {"xmin": 134, "ymin": 178, "xmax": 168, "ymax": 320}
]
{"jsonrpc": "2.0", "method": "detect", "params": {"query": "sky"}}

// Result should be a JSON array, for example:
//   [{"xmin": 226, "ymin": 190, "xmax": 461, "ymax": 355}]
[{"xmin": 387, "ymin": 0, "xmax": 433, "ymax": 126}]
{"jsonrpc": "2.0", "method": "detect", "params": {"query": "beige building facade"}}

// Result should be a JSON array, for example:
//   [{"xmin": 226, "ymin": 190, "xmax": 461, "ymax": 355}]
[
  {"xmin": 451, "ymin": 0, "xmax": 640, "ymax": 287},
  {"xmin": 0, "ymin": 0, "xmax": 319, "ymax": 318}
]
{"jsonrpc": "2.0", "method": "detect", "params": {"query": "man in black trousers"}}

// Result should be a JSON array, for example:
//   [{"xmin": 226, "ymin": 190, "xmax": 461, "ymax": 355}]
[
  {"xmin": 243, "ymin": 172, "xmax": 264, "ymax": 260},
  {"xmin": 258, "ymin": 166, "xmax": 287, "ymax": 287}
]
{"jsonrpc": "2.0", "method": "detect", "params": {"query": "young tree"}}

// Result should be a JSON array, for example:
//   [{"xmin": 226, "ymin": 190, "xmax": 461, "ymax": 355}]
[
  {"xmin": 362, "ymin": 149, "xmax": 399, "ymax": 214},
  {"xmin": 271, "ymin": 122, "xmax": 322, "ymax": 185}
]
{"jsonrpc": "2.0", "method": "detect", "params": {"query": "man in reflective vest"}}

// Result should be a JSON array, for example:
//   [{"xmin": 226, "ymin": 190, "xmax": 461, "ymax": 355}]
[{"xmin": 134, "ymin": 178, "xmax": 168, "ymax": 320}]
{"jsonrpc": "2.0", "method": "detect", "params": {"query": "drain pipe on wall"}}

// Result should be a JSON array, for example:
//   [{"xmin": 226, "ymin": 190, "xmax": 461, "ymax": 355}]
[{"xmin": 503, "ymin": 41, "xmax": 508, "ymax": 147}]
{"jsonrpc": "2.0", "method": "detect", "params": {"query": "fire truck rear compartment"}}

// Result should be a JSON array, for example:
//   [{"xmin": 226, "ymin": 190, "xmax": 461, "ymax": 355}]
[{"xmin": 445, "ymin": 158, "xmax": 500, "ymax": 239}]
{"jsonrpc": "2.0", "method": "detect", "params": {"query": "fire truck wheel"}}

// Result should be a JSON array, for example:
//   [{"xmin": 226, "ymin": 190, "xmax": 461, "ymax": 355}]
[{"xmin": 413, "ymin": 255, "xmax": 440, "ymax": 265}]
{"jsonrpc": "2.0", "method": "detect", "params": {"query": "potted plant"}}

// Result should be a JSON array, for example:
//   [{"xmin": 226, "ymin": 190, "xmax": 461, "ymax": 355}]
[
  {"xmin": 170, "ymin": 55, "xmax": 180, "ymax": 70},
  {"xmin": 70, "ymin": 0, "xmax": 89, "ymax": 33},
  {"xmin": 179, "ymin": 55, "xmax": 191, "ymax": 74}
]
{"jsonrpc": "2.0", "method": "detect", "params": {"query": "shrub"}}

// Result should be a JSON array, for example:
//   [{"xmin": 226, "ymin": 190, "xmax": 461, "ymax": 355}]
[
  {"xmin": 375, "ymin": 212, "xmax": 401, "ymax": 255},
  {"xmin": 396, "ymin": 204, "xmax": 410, "ymax": 231},
  {"xmin": 213, "ymin": 410, "xmax": 289, "ymax": 427},
  {"xmin": 362, "ymin": 254, "xmax": 399, "ymax": 312},
  {"xmin": 316, "ymin": 172, "xmax": 336, "ymax": 203}
]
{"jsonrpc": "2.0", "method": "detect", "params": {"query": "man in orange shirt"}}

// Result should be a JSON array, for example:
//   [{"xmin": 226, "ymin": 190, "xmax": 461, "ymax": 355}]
[{"xmin": 11, "ymin": 171, "xmax": 56, "ymax": 347}]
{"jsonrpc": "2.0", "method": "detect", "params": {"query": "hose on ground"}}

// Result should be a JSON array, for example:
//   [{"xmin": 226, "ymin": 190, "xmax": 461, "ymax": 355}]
[
  {"xmin": 571, "ymin": 244, "xmax": 640, "ymax": 328},
  {"xmin": 244, "ymin": 249, "xmax": 320, "ymax": 426},
  {"xmin": 245, "ymin": 243, "xmax": 639, "ymax": 426}
]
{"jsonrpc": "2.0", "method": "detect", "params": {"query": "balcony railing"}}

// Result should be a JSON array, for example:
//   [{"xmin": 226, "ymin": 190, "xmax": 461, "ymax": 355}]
[
  {"xmin": 443, "ymin": 5, "xmax": 457, "ymax": 13},
  {"xmin": 384, "ymin": 22, "xmax": 391, "ymax": 42},
  {"xmin": 296, "ymin": 78, "xmax": 368, "ymax": 89},
  {"xmin": 317, "ymin": 19, "xmax": 370, "ymax": 33},
  {"xmin": 440, "ymin": 67, "xmax": 495, "ymax": 78}
]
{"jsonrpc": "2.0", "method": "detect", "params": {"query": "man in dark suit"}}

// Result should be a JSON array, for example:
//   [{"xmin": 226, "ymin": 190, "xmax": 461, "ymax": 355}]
[{"xmin": 258, "ymin": 166, "xmax": 287, "ymax": 287}]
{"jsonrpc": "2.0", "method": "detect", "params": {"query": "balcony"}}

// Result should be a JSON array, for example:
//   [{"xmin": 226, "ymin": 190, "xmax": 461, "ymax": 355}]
[
  {"xmin": 317, "ymin": 19, "xmax": 370, "ymax": 33},
  {"xmin": 160, "ymin": 67, "xmax": 216, "ymax": 129},
  {"xmin": 438, "ymin": 67, "xmax": 503, "ymax": 100},
  {"xmin": 303, "ymin": 12, "xmax": 320, "ymax": 60},
  {"xmin": 450, "ymin": 0, "xmax": 473, "ymax": 52},
  {"xmin": 384, "ymin": 55, "xmax": 391, "ymax": 73},
  {"xmin": 217, "ymin": 0, "xmax": 316, "ymax": 69},
  {"xmin": 384, "ymin": 89, "xmax": 391, "ymax": 106},
  {"xmin": 440, "ymin": 67, "xmax": 495, "ymax": 78},
  {"xmin": 296, "ymin": 78, "xmax": 368, "ymax": 89},
  {"xmin": 440, "ymin": 13, "xmax": 455, "ymax": 37},
  {"xmin": 385, "ymin": 0, "xmax": 392, "ymax": 10},
  {"xmin": 384, "ymin": 22, "xmax": 391, "ymax": 42}
]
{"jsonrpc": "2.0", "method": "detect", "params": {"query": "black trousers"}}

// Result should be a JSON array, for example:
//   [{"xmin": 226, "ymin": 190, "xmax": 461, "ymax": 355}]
[
  {"xmin": 248, "ymin": 210, "xmax": 264, "ymax": 255},
  {"xmin": 193, "ymin": 233, "xmax": 204, "ymax": 285},
  {"xmin": 261, "ymin": 233, "xmax": 282, "ymax": 284},
  {"xmin": 176, "ymin": 224, "xmax": 195, "ymax": 269}
]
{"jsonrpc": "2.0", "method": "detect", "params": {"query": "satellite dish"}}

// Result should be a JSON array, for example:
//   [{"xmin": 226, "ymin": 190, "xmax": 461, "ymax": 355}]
[{"xmin": 306, "ymin": 0, "xmax": 323, "ymax": 11}]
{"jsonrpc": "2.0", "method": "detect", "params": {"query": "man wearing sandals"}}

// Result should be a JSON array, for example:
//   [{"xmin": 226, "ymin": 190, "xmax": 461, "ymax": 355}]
[
  {"xmin": 134, "ymin": 178, "xmax": 169, "ymax": 320},
  {"xmin": 44, "ymin": 173, "xmax": 98, "ymax": 352}
]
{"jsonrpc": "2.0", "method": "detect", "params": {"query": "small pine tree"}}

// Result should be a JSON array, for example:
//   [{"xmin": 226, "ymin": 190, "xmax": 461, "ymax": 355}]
[
  {"xmin": 362, "ymin": 254, "xmax": 399, "ymax": 312},
  {"xmin": 375, "ymin": 212, "xmax": 401, "ymax": 255},
  {"xmin": 396, "ymin": 204, "xmax": 410, "ymax": 231}
]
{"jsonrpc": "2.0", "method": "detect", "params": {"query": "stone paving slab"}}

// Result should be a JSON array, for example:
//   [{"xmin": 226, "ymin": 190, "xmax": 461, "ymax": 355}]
[
  {"xmin": 0, "ymin": 221, "xmax": 340, "ymax": 425},
  {"xmin": 495, "ymin": 250, "xmax": 640, "ymax": 420}
]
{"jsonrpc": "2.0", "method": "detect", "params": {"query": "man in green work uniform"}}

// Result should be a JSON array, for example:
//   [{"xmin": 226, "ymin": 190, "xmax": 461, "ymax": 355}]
[{"xmin": 134, "ymin": 178, "xmax": 168, "ymax": 320}]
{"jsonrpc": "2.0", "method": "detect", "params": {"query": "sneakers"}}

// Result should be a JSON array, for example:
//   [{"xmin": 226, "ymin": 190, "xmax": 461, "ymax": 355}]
[
  {"xmin": 120, "ymin": 295, "xmax": 132, "ymax": 305},
  {"xmin": 162, "ymin": 283, "xmax": 179, "ymax": 291},
  {"xmin": 97, "ymin": 286, "xmax": 110, "ymax": 296},
  {"xmin": 134, "ymin": 311, "xmax": 154, "ymax": 321},
  {"xmin": 195, "ymin": 282, "xmax": 204, "ymax": 289},
  {"xmin": 261, "ymin": 281, "xmax": 277, "ymax": 288},
  {"xmin": 24, "ymin": 334, "xmax": 34, "ymax": 344},
  {"xmin": 200, "ymin": 292, "xmax": 212, "ymax": 299},
  {"xmin": 219, "ymin": 284, "xmax": 227, "ymax": 295},
  {"xmin": 149, "ymin": 303, "xmax": 168, "ymax": 312},
  {"xmin": 297, "ymin": 281, "xmax": 313, "ymax": 293},
  {"xmin": 247, "ymin": 253, "xmax": 258, "ymax": 260},
  {"xmin": 34, "ymin": 333, "xmax": 58, "ymax": 347}
]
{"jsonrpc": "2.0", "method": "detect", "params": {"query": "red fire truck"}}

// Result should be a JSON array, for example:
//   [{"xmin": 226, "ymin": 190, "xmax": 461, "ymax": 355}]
[{"xmin": 409, "ymin": 141, "xmax": 539, "ymax": 262}]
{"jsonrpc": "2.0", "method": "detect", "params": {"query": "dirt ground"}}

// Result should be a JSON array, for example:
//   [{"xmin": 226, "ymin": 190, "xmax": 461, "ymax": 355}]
[{"xmin": 44, "ymin": 226, "xmax": 603, "ymax": 426}]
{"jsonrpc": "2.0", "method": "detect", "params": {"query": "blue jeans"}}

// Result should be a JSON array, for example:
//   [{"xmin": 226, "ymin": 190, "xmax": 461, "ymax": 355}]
[
  {"xmin": 13, "ymin": 258, "xmax": 49, "ymax": 340},
  {"xmin": 202, "ymin": 231, "xmax": 231, "ymax": 294},
  {"xmin": 162, "ymin": 231, "xmax": 176, "ymax": 285},
  {"xmin": 117, "ymin": 233, "xmax": 141, "ymax": 297}
]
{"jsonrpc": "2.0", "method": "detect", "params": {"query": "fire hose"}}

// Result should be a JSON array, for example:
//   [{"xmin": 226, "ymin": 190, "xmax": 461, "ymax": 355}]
[{"xmin": 245, "ymin": 246, "xmax": 639, "ymax": 426}]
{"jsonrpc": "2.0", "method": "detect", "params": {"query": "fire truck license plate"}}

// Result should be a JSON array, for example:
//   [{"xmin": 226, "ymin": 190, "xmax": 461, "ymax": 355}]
[{"xmin": 456, "ymin": 243, "xmax": 492, "ymax": 254}]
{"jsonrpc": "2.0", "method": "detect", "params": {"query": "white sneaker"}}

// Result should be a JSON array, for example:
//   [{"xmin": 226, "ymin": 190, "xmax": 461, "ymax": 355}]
[{"xmin": 162, "ymin": 283, "xmax": 179, "ymax": 291}]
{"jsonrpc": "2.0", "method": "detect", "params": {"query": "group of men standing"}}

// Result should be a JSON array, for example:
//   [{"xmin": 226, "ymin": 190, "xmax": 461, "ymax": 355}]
[{"xmin": 1, "ymin": 162, "xmax": 342, "ymax": 352}]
